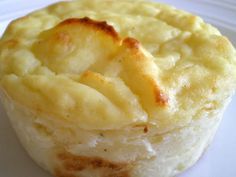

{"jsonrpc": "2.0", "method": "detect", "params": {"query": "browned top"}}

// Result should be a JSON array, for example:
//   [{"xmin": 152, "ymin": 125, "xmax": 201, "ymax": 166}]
[
  {"xmin": 58, "ymin": 17, "xmax": 120, "ymax": 41},
  {"xmin": 123, "ymin": 37, "xmax": 140, "ymax": 50}
]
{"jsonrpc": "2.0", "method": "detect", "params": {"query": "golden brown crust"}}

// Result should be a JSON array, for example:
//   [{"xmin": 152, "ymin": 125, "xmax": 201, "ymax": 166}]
[
  {"xmin": 120, "ymin": 38, "xmax": 169, "ymax": 107},
  {"xmin": 153, "ymin": 85, "xmax": 169, "ymax": 106},
  {"xmin": 55, "ymin": 151, "xmax": 131, "ymax": 177},
  {"xmin": 123, "ymin": 37, "xmax": 140, "ymax": 50},
  {"xmin": 147, "ymin": 77, "xmax": 168, "ymax": 106},
  {"xmin": 58, "ymin": 17, "xmax": 120, "ymax": 41}
]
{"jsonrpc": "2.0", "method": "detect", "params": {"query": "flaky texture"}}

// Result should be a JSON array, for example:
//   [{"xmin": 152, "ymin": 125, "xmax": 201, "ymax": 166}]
[{"xmin": 0, "ymin": 0, "xmax": 236, "ymax": 177}]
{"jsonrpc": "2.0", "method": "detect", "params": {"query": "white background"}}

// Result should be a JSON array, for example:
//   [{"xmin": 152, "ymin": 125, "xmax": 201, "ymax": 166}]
[{"xmin": 0, "ymin": 1, "xmax": 236, "ymax": 177}]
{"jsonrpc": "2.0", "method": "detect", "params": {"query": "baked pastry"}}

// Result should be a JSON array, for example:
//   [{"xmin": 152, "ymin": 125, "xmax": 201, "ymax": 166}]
[{"xmin": 0, "ymin": 0, "xmax": 236, "ymax": 177}]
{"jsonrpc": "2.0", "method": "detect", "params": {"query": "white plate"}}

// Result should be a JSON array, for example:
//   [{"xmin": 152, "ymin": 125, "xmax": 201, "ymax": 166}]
[{"xmin": 0, "ymin": 1, "xmax": 236, "ymax": 177}]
